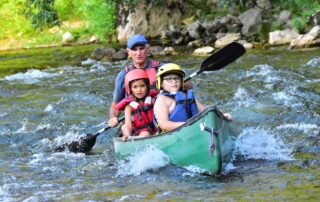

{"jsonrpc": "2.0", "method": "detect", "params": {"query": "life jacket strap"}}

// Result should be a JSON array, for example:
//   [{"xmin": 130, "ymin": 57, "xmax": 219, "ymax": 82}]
[
  {"xmin": 176, "ymin": 98, "xmax": 196, "ymax": 105},
  {"xmin": 132, "ymin": 122, "xmax": 155, "ymax": 135},
  {"xmin": 132, "ymin": 104, "xmax": 153, "ymax": 115}
]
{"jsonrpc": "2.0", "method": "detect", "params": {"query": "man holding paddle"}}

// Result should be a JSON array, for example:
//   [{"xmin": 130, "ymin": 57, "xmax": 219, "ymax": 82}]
[{"xmin": 107, "ymin": 34, "xmax": 163, "ymax": 127}]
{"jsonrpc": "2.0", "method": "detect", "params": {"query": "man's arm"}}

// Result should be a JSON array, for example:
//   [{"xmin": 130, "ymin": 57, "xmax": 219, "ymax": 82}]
[
  {"xmin": 107, "ymin": 101, "xmax": 121, "ymax": 127},
  {"xmin": 109, "ymin": 101, "xmax": 120, "ymax": 118},
  {"xmin": 107, "ymin": 70, "xmax": 126, "ymax": 127}
]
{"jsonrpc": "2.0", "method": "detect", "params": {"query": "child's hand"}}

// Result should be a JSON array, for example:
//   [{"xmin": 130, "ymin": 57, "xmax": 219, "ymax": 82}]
[
  {"xmin": 223, "ymin": 113, "xmax": 233, "ymax": 120},
  {"xmin": 121, "ymin": 135, "xmax": 129, "ymax": 142}
]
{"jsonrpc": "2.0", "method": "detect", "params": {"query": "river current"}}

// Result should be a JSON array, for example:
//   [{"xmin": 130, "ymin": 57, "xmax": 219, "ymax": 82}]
[{"xmin": 0, "ymin": 45, "xmax": 319, "ymax": 201}]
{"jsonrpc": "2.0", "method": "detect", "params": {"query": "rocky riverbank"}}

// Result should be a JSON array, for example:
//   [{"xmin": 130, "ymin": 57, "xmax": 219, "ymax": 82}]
[
  {"xmin": 90, "ymin": 0, "xmax": 320, "ymax": 61},
  {"xmin": 1, "ymin": 0, "xmax": 320, "ymax": 59}
]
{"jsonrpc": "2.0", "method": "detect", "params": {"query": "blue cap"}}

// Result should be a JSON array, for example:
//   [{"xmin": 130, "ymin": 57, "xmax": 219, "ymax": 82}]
[{"xmin": 127, "ymin": 34, "xmax": 148, "ymax": 49}]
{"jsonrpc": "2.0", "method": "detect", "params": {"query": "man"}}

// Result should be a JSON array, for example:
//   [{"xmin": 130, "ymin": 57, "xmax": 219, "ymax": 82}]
[{"xmin": 107, "ymin": 34, "xmax": 162, "ymax": 127}]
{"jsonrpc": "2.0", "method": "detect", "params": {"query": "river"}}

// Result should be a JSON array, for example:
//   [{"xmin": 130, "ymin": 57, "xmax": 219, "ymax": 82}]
[{"xmin": 0, "ymin": 45, "xmax": 319, "ymax": 201}]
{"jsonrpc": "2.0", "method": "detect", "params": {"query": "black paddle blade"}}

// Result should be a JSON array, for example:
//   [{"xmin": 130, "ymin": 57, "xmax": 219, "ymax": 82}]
[
  {"xmin": 53, "ymin": 134, "xmax": 97, "ymax": 153},
  {"xmin": 200, "ymin": 42, "xmax": 246, "ymax": 73}
]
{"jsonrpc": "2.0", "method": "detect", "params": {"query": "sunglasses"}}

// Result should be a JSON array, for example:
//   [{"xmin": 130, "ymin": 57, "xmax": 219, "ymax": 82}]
[{"xmin": 162, "ymin": 77, "xmax": 181, "ymax": 83}]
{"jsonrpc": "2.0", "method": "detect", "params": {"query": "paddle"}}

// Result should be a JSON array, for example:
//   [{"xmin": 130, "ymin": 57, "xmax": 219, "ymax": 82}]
[
  {"xmin": 54, "ymin": 116, "xmax": 125, "ymax": 153},
  {"xmin": 184, "ymin": 41, "xmax": 246, "ymax": 82},
  {"xmin": 54, "ymin": 41, "xmax": 246, "ymax": 153}
]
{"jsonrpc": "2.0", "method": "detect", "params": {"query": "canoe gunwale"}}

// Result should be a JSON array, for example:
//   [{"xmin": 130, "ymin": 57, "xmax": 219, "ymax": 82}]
[{"xmin": 113, "ymin": 105, "xmax": 230, "ymax": 142}]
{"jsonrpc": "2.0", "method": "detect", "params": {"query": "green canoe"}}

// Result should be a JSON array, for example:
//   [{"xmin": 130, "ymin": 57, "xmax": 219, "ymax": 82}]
[{"xmin": 113, "ymin": 105, "xmax": 238, "ymax": 175}]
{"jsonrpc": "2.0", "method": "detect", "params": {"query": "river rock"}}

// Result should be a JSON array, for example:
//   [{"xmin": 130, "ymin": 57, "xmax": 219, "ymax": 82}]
[
  {"xmin": 256, "ymin": 0, "xmax": 271, "ymax": 10},
  {"xmin": 269, "ymin": 29, "xmax": 299, "ymax": 46},
  {"xmin": 187, "ymin": 20, "xmax": 205, "ymax": 40},
  {"xmin": 215, "ymin": 33, "xmax": 241, "ymax": 48},
  {"xmin": 150, "ymin": 46, "xmax": 165, "ymax": 56},
  {"xmin": 192, "ymin": 46, "xmax": 214, "ymax": 55},
  {"xmin": 237, "ymin": 40, "xmax": 253, "ymax": 49},
  {"xmin": 89, "ymin": 36, "xmax": 98, "ymax": 43},
  {"xmin": 290, "ymin": 26, "xmax": 320, "ymax": 48},
  {"xmin": 202, "ymin": 21, "xmax": 221, "ymax": 35},
  {"xmin": 111, "ymin": 49, "xmax": 128, "ymax": 61},
  {"xmin": 90, "ymin": 47, "xmax": 116, "ymax": 61},
  {"xmin": 161, "ymin": 30, "xmax": 182, "ymax": 45},
  {"xmin": 278, "ymin": 10, "xmax": 291, "ymax": 24},
  {"xmin": 116, "ymin": 0, "xmax": 193, "ymax": 42},
  {"xmin": 309, "ymin": 11, "xmax": 320, "ymax": 26},
  {"xmin": 187, "ymin": 39, "xmax": 204, "ymax": 48},
  {"xmin": 238, "ymin": 8, "xmax": 262, "ymax": 36},
  {"xmin": 62, "ymin": 32, "xmax": 74, "ymax": 43},
  {"xmin": 163, "ymin": 47, "xmax": 177, "ymax": 55}
]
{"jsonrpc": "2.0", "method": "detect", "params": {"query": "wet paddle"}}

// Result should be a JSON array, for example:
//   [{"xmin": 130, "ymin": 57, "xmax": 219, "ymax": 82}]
[
  {"xmin": 54, "ymin": 41, "xmax": 246, "ymax": 153},
  {"xmin": 54, "ymin": 116, "xmax": 124, "ymax": 153}
]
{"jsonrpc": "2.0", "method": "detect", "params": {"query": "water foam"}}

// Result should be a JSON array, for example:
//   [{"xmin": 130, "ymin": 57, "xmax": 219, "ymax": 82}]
[
  {"xmin": 0, "ymin": 112, "xmax": 8, "ymax": 117},
  {"xmin": 305, "ymin": 56, "xmax": 320, "ymax": 67},
  {"xmin": 116, "ymin": 145, "xmax": 169, "ymax": 177},
  {"xmin": 4, "ymin": 69, "xmax": 61, "ymax": 83},
  {"xmin": 272, "ymin": 86, "xmax": 303, "ymax": 107},
  {"xmin": 183, "ymin": 165, "xmax": 207, "ymax": 175},
  {"xmin": 234, "ymin": 127, "xmax": 293, "ymax": 161},
  {"xmin": 276, "ymin": 123, "xmax": 319, "ymax": 134},
  {"xmin": 81, "ymin": 58, "xmax": 96, "ymax": 65},
  {"xmin": 233, "ymin": 87, "xmax": 257, "ymax": 107},
  {"xmin": 245, "ymin": 64, "xmax": 275, "ymax": 77},
  {"xmin": 16, "ymin": 118, "xmax": 31, "ymax": 133},
  {"xmin": 44, "ymin": 104, "xmax": 55, "ymax": 112}
]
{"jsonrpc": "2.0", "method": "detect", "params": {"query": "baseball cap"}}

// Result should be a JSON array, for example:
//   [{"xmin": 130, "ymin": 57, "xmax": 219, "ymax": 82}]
[{"xmin": 127, "ymin": 34, "xmax": 148, "ymax": 49}]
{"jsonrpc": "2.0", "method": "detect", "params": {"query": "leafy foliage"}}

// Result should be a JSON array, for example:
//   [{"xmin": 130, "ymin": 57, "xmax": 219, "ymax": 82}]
[
  {"xmin": 23, "ymin": 0, "xmax": 60, "ymax": 29},
  {"xmin": 122, "ymin": 0, "xmax": 163, "ymax": 10},
  {"xmin": 0, "ymin": 0, "xmax": 36, "ymax": 38},
  {"xmin": 80, "ymin": 0, "xmax": 116, "ymax": 40},
  {"xmin": 271, "ymin": 0, "xmax": 320, "ymax": 33},
  {"xmin": 54, "ymin": 0, "xmax": 115, "ymax": 40}
]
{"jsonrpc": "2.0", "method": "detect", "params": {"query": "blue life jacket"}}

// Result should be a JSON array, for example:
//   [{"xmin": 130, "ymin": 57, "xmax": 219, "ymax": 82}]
[{"xmin": 160, "ymin": 89, "xmax": 199, "ymax": 122}]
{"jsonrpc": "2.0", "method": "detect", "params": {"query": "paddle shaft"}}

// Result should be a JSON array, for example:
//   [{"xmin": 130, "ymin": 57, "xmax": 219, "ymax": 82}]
[
  {"xmin": 91, "ymin": 116, "xmax": 125, "ymax": 139},
  {"xmin": 184, "ymin": 70, "xmax": 201, "ymax": 82}
]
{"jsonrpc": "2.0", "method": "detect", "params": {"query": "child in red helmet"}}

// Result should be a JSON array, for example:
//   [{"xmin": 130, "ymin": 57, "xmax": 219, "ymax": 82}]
[{"xmin": 115, "ymin": 69, "xmax": 158, "ymax": 142}]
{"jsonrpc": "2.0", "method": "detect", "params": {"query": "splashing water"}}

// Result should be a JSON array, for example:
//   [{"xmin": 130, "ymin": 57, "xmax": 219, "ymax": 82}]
[
  {"xmin": 305, "ymin": 56, "xmax": 320, "ymax": 67},
  {"xmin": 1, "ymin": 46, "xmax": 319, "ymax": 201},
  {"xmin": 4, "ymin": 69, "xmax": 61, "ymax": 83},
  {"xmin": 116, "ymin": 145, "xmax": 170, "ymax": 177},
  {"xmin": 234, "ymin": 127, "xmax": 293, "ymax": 161},
  {"xmin": 276, "ymin": 123, "xmax": 319, "ymax": 134}
]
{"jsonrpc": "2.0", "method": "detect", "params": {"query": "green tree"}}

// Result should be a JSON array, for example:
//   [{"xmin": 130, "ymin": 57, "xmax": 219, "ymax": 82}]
[
  {"xmin": 54, "ymin": 0, "xmax": 116, "ymax": 40},
  {"xmin": 0, "ymin": 0, "xmax": 35, "ymax": 38},
  {"xmin": 23, "ymin": 0, "xmax": 60, "ymax": 29}
]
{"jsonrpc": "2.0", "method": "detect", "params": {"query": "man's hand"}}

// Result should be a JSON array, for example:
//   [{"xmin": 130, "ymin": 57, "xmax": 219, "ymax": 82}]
[{"xmin": 108, "ymin": 117, "xmax": 119, "ymax": 127}]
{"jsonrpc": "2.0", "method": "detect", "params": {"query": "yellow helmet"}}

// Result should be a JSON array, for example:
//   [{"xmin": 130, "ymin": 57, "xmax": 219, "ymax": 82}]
[{"xmin": 156, "ymin": 63, "xmax": 185, "ymax": 90}]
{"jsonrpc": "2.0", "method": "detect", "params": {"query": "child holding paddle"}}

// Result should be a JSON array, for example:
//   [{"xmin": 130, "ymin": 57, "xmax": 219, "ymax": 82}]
[
  {"xmin": 115, "ymin": 69, "xmax": 158, "ymax": 142},
  {"xmin": 154, "ymin": 63, "xmax": 232, "ymax": 132}
]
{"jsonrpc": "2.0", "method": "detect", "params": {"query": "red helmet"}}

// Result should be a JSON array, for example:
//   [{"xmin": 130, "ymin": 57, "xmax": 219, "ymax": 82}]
[{"xmin": 125, "ymin": 69, "xmax": 149, "ymax": 95}]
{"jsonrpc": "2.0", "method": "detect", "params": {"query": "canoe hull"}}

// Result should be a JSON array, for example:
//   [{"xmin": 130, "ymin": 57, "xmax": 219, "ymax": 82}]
[{"xmin": 113, "ymin": 105, "xmax": 237, "ymax": 175}]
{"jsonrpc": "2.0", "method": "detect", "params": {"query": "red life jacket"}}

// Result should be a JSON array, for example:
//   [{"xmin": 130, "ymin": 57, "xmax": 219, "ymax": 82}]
[
  {"xmin": 115, "ymin": 89, "xmax": 158, "ymax": 136},
  {"xmin": 125, "ymin": 60, "xmax": 160, "ymax": 90}
]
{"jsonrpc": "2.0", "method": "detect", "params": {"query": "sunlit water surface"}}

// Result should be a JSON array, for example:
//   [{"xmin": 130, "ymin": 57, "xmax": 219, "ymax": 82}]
[{"xmin": 0, "ymin": 46, "xmax": 319, "ymax": 201}]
